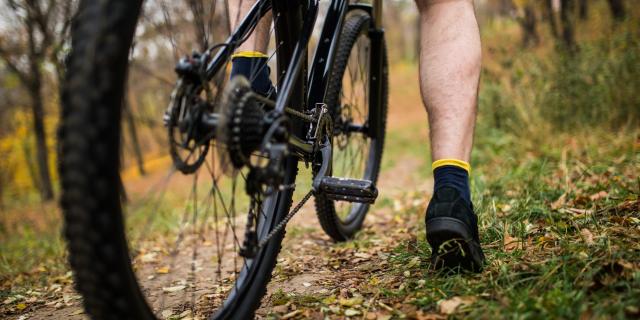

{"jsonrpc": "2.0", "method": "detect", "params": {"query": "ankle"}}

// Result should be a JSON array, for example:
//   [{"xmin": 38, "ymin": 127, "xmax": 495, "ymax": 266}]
[
  {"xmin": 432, "ymin": 159, "xmax": 471, "ymax": 204},
  {"xmin": 230, "ymin": 51, "xmax": 274, "ymax": 96}
]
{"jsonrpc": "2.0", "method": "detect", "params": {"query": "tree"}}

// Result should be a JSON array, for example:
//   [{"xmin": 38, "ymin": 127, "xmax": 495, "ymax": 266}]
[
  {"xmin": 0, "ymin": 0, "xmax": 76, "ymax": 200},
  {"xmin": 518, "ymin": 4, "xmax": 540, "ymax": 48},
  {"xmin": 543, "ymin": 0, "xmax": 560, "ymax": 39},
  {"xmin": 607, "ymin": 0, "xmax": 625, "ymax": 21},
  {"xmin": 559, "ymin": 0, "xmax": 577, "ymax": 52},
  {"xmin": 578, "ymin": 0, "xmax": 588, "ymax": 20}
]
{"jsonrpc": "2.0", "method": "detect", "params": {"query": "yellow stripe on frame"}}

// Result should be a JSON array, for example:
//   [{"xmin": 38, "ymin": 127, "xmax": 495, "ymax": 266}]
[
  {"xmin": 231, "ymin": 51, "xmax": 269, "ymax": 59},
  {"xmin": 432, "ymin": 159, "xmax": 471, "ymax": 173}
]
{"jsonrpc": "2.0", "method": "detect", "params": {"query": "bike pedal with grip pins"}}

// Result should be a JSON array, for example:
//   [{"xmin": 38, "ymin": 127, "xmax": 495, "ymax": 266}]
[{"xmin": 319, "ymin": 177, "xmax": 378, "ymax": 204}]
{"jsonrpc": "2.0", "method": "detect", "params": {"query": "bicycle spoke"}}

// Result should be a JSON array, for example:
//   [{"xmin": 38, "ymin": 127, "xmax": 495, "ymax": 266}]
[{"xmin": 107, "ymin": 0, "xmax": 297, "ymax": 316}]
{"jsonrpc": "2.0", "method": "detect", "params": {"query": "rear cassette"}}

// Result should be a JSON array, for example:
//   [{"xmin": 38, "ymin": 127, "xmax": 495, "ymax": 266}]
[{"xmin": 217, "ymin": 76, "xmax": 267, "ymax": 173}]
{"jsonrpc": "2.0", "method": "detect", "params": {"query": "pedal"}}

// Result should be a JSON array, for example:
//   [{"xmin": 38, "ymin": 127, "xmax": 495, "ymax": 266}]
[{"xmin": 319, "ymin": 177, "xmax": 378, "ymax": 204}]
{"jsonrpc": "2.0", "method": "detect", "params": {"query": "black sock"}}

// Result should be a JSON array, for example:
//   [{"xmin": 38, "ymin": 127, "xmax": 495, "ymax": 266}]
[
  {"xmin": 433, "ymin": 163, "xmax": 471, "ymax": 205},
  {"xmin": 230, "ymin": 55, "xmax": 274, "ymax": 97}
]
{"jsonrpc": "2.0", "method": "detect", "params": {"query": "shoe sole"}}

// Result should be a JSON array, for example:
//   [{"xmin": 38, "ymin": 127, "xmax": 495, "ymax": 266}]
[{"xmin": 426, "ymin": 217, "xmax": 484, "ymax": 273}]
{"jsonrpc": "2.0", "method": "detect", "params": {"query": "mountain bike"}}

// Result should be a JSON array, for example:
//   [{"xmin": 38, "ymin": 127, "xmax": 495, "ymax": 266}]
[{"xmin": 59, "ymin": 0, "xmax": 387, "ymax": 318}]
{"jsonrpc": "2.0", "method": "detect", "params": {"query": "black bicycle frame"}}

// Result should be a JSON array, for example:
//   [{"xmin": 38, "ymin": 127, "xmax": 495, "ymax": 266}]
[{"xmin": 203, "ymin": 0, "xmax": 385, "ymax": 159}]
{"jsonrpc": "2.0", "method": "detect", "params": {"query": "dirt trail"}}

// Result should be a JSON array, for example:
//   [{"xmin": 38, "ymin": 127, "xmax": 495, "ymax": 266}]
[{"xmin": 16, "ymin": 63, "xmax": 428, "ymax": 320}]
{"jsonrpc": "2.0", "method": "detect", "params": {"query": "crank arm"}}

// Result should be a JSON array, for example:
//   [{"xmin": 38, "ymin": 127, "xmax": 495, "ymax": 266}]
[{"xmin": 312, "ymin": 137, "xmax": 332, "ymax": 192}]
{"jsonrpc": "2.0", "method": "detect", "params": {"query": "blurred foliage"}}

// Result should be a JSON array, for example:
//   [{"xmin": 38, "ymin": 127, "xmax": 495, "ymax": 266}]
[
  {"xmin": 479, "ymin": 5, "xmax": 640, "ymax": 137},
  {"xmin": 0, "ymin": 0, "xmax": 637, "ymax": 205},
  {"xmin": 0, "ymin": 110, "xmax": 59, "ymax": 206}
]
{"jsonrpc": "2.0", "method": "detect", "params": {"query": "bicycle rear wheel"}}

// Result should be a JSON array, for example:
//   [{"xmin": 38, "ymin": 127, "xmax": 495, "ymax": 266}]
[
  {"xmin": 315, "ymin": 11, "xmax": 388, "ymax": 241},
  {"xmin": 59, "ymin": 1, "xmax": 303, "ymax": 318}
]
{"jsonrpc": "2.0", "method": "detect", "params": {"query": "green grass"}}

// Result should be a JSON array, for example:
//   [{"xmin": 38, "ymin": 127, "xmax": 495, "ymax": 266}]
[
  {"xmin": 0, "ymin": 219, "xmax": 67, "ymax": 290},
  {"xmin": 383, "ymin": 126, "xmax": 640, "ymax": 319}
]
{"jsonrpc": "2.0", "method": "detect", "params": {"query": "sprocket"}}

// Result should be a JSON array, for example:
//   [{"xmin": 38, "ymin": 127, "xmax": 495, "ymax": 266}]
[{"xmin": 217, "ymin": 76, "xmax": 267, "ymax": 172}]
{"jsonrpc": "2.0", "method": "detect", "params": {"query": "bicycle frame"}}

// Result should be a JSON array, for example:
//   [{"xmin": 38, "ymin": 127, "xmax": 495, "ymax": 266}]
[{"xmin": 202, "ymin": 0, "xmax": 385, "ymax": 161}]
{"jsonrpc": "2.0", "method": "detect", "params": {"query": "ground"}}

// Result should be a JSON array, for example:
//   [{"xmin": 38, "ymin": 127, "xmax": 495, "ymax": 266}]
[{"xmin": 1, "ymin": 62, "xmax": 639, "ymax": 319}]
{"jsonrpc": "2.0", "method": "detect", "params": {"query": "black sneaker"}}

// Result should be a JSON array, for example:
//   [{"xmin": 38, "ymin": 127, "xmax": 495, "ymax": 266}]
[{"xmin": 425, "ymin": 187, "xmax": 485, "ymax": 272}]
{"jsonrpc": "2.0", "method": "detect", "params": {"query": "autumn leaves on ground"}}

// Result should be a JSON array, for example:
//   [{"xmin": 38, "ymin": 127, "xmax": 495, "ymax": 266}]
[{"xmin": 2, "ymin": 2, "xmax": 640, "ymax": 320}]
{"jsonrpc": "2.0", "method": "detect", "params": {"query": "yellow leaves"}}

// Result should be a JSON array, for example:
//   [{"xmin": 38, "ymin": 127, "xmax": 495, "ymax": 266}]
[
  {"xmin": 368, "ymin": 276, "xmax": 380, "ymax": 286},
  {"xmin": 321, "ymin": 295, "xmax": 336, "ymax": 305},
  {"xmin": 0, "ymin": 109, "xmax": 59, "ymax": 193},
  {"xmin": 138, "ymin": 252, "xmax": 158, "ymax": 263},
  {"xmin": 16, "ymin": 303, "xmax": 27, "ymax": 310},
  {"xmin": 338, "ymin": 296, "xmax": 363, "ymax": 307},
  {"xmin": 156, "ymin": 266, "xmax": 170, "ymax": 274}
]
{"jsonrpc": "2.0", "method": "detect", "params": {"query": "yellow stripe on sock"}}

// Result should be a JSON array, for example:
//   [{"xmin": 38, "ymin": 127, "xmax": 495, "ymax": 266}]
[
  {"xmin": 231, "ymin": 51, "xmax": 268, "ymax": 59},
  {"xmin": 432, "ymin": 159, "xmax": 471, "ymax": 173}
]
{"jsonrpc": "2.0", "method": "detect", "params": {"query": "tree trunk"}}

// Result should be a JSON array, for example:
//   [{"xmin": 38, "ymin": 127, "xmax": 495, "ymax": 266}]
[
  {"xmin": 124, "ymin": 96, "xmax": 146, "ymax": 176},
  {"xmin": 578, "ymin": 0, "xmax": 588, "ymax": 20},
  {"xmin": 520, "ymin": 5, "xmax": 540, "ymax": 48},
  {"xmin": 544, "ymin": 0, "xmax": 560, "ymax": 39},
  {"xmin": 560, "ymin": 0, "xmax": 577, "ymax": 52},
  {"xmin": 607, "ymin": 0, "xmax": 625, "ymax": 21},
  {"xmin": 29, "ymin": 76, "xmax": 54, "ymax": 201},
  {"xmin": 0, "ymin": 169, "xmax": 5, "ymax": 209}
]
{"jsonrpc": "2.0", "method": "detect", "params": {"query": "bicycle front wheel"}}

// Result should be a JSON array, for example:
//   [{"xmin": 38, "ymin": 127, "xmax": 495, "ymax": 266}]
[
  {"xmin": 59, "ymin": 1, "xmax": 303, "ymax": 318},
  {"xmin": 315, "ymin": 11, "xmax": 389, "ymax": 241}
]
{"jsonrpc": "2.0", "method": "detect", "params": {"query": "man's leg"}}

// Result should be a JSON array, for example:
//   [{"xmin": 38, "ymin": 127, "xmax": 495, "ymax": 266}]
[
  {"xmin": 415, "ymin": 0, "xmax": 484, "ymax": 272},
  {"xmin": 229, "ymin": 1, "xmax": 273, "ymax": 96}
]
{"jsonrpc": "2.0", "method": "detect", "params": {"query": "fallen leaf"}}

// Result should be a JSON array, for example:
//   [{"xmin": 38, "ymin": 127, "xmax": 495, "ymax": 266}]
[
  {"xmin": 589, "ymin": 191, "xmax": 608, "ymax": 201},
  {"xmin": 378, "ymin": 301, "xmax": 394, "ymax": 311},
  {"xmin": 69, "ymin": 309, "xmax": 84, "ymax": 316},
  {"xmin": 281, "ymin": 310, "xmax": 303, "ymax": 319},
  {"xmin": 345, "ymin": 308, "xmax": 361, "ymax": 316},
  {"xmin": 438, "ymin": 296, "xmax": 476, "ymax": 315},
  {"xmin": 156, "ymin": 266, "xmax": 170, "ymax": 274},
  {"xmin": 271, "ymin": 304, "xmax": 289, "ymax": 314},
  {"xmin": 504, "ymin": 232, "xmax": 520, "ymax": 252},
  {"xmin": 416, "ymin": 310, "xmax": 446, "ymax": 320},
  {"xmin": 580, "ymin": 228, "xmax": 595, "ymax": 246},
  {"xmin": 162, "ymin": 285, "xmax": 186, "ymax": 293},
  {"xmin": 139, "ymin": 252, "xmax": 158, "ymax": 263},
  {"xmin": 16, "ymin": 303, "xmax": 27, "ymax": 310},
  {"xmin": 617, "ymin": 259, "xmax": 634, "ymax": 270},
  {"xmin": 406, "ymin": 256, "xmax": 421, "ymax": 268},
  {"xmin": 161, "ymin": 309, "xmax": 173, "ymax": 319},
  {"xmin": 551, "ymin": 193, "xmax": 567, "ymax": 210},
  {"xmin": 339, "ymin": 297, "xmax": 363, "ymax": 307},
  {"xmin": 354, "ymin": 252, "xmax": 371, "ymax": 259},
  {"xmin": 3, "ymin": 297, "xmax": 17, "ymax": 305}
]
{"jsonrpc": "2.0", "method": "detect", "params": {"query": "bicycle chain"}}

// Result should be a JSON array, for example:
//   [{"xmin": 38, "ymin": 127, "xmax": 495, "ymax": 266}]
[{"xmin": 257, "ymin": 190, "xmax": 314, "ymax": 249}]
